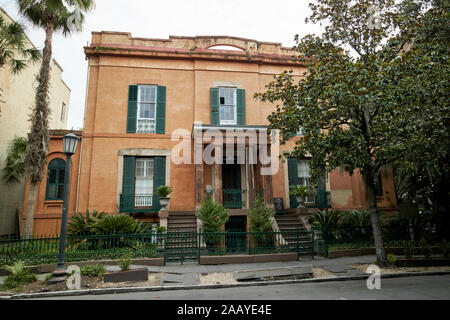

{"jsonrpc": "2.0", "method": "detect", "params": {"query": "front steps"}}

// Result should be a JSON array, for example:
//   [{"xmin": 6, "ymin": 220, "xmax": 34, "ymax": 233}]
[
  {"xmin": 167, "ymin": 211, "xmax": 197, "ymax": 232},
  {"xmin": 275, "ymin": 213, "xmax": 313, "ymax": 257},
  {"xmin": 166, "ymin": 211, "xmax": 198, "ymax": 263}
]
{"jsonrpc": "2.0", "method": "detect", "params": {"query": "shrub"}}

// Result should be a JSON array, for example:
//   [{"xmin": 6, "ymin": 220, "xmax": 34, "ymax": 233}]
[
  {"xmin": 248, "ymin": 198, "xmax": 274, "ymax": 232},
  {"xmin": 308, "ymin": 210, "xmax": 344, "ymax": 228},
  {"xmin": 387, "ymin": 253, "xmax": 397, "ymax": 266},
  {"xmin": 68, "ymin": 210, "xmax": 105, "ymax": 235},
  {"xmin": 157, "ymin": 185, "xmax": 173, "ymax": 197},
  {"xmin": 156, "ymin": 226, "xmax": 166, "ymax": 233},
  {"xmin": 2, "ymin": 261, "xmax": 37, "ymax": 289},
  {"xmin": 342, "ymin": 209, "xmax": 372, "ymax": 228},
  {"xmin": 196, "ymin": 196, "xmax": 229, "ymax": 233},
  {"xmin": 117, "ymin": 254, "xmax": 132, "ymax": 271},
  {"xmin": 440, "ymin": 239, "xmax": 448, "ymax": 258},
  {"xmin": 404, "ymin": 240, "xmax": 414, "ymax": 258},
  {"xmin": 419, "ymin": 238, "xmax": 432, "ymax": 258},
  {"xmin": 92, "ymin": 214, "xmax": 138, "ymax": 234},
  {"xmin": 289, "ymin": 185, "xmax": 313, "ymax": 197},
  {"xmin": 80, "ymin": 264, "xmax": 106, "ymax": 278}
]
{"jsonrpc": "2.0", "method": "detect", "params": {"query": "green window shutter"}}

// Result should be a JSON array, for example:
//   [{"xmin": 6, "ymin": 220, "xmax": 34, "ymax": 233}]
[
  {"xmin": 122, "ymin": 156, "xmax": 136, "ymax": 211},
  {"xmin": 236, "ymin": 89, "xmax": 246, "ymax": 125},
  {"xmin": 126, "ymin": 85, "xmax": 138, "ymax": 133},
  {"xmin": 156, "ymin": 86, "xmax": 166, "ymax": 134},
  {"xmin": 210, "ymin": 88, "xmax": 220, "ymax": 125},
  {"xmin": 287, "ymin": 158, "xmax": 299, "ymax": 208},
  {"xmin": 153, "ymin": 156, "xmax": 166, "ymax": 212}
]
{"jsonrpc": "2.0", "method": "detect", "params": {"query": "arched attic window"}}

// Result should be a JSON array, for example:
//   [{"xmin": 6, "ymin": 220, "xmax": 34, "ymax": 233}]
[
  {"xmin": 45, "ymin": 158, "xmax": 66, "ymax": 200},
  {"xmin": 207, "ymin": 45, "xmax": 245, "ymax": 51}
]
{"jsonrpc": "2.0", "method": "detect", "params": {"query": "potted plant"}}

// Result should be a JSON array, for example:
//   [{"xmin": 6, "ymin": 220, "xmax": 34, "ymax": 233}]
[
  {"xmin": 157, "ymin": 185, "xmax": 173, "ymax": 210},
  {"xmin": 289, "ymin": 185, "xmax": 313, "ymax": 208}
]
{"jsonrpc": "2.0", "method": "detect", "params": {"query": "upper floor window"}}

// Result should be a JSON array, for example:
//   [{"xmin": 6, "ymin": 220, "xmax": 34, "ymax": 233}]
[
  {"xmin": 219, "ymin": 87, "xmax": 237, "ymax": 125},
  {"xmin": 46, "ymin": 158, "xmax": 65, "ymax": 200},
  {"xmin": 137, "ymin": 85, "xmax": 157, "ymax": 133}
]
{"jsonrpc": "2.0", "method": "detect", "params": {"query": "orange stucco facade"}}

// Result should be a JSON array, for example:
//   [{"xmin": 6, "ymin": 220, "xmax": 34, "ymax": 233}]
[{"xmin": 24, "ymin": 32, "xmax": 397, "ymax": 235}]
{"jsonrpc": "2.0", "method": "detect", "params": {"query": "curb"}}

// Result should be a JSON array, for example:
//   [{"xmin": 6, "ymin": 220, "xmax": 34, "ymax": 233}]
[{"xmin": 4, "ymin": 270, "xmax": 450, "ymax": 299}]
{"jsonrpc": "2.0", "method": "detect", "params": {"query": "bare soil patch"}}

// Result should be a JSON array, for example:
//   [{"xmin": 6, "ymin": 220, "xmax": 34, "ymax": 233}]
[
  {"xmin": 200, "ymin": 272, "xmax": 238, "ymax": 285},
  {"xmin": 313, "ymin": 267, "xmax": 337, "ymax": 278}
]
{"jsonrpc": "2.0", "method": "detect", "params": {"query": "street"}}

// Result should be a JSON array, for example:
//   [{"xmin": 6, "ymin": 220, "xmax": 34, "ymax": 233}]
[{"xmin": 34, "ymin": 275, "xmax": 450, "ymax": 300}]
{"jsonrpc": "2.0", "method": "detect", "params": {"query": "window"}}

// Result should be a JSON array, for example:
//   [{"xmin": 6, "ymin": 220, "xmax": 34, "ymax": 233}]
[
  {"xmin": 46, "ymin": 158, "xmax": 65, "ymax": 200},
  {"xmin": 137, "ymin": 85, "xmax": 157, "ymax": 133},
  {"xmin": 297, "ymin": 159, "xmax": 315, "ymax": 203},
  {"xmin": 219, "ymin": 87, "xmax": 237, "ymax": 125},
  {"xmin": 134, "ymin": 158, "xmax": 154, "ymax": 207},
  {"xmin": 60, "ymin": 103, "xmax": 66, "ymax": 122}
]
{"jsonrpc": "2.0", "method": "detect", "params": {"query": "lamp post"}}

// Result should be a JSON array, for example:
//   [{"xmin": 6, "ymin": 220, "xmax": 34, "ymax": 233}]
[{"xmin": 49, "ymin": 133, "xmax": 79, "ymax": 284}]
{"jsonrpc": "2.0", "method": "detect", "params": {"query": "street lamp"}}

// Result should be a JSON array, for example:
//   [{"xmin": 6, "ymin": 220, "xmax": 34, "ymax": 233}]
[{"xmin": 49, "ymin": 133, "xmax": 79, "ymax": 284}]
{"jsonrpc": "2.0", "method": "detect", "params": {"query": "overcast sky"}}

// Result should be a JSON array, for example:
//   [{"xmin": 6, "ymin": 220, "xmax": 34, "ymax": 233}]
[{"xmin": 1, "ymin": 0, "xmax": 323, "ymax": 130}]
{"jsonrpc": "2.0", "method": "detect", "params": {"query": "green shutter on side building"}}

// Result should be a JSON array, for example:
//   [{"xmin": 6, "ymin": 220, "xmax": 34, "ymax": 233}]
[
  {"xmin": 210, "ymin": 88, "xmax": 220, "ymax": 125},
  {"xmin": 153, "ymin": 156, "xmax": 166, "ymax": 212},
  {"xmin": 287, "ymin": 158, "xmax": 299, "ymax": 208},
  {"xmin": 122, "ymin": 156, "xmax": 136, "ymax": 211},
  {"xmin": 126, "ymin": 85, "xmax": 138, "ymax": 133},
  {"xmin": 156, "ymin": 86, "xmax": 166, "ymax": 134},
  {"xmin": 236, "ymin": 89, "xmax": 246, "ymax": 125}
]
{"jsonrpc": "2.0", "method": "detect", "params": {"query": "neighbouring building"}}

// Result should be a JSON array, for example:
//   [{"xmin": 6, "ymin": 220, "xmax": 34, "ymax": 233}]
[
  {"xmin": 0, "ymin": 7, "xmax": 71, "ymax": 236},
  {"xmin": 22, "ymin": 31, "xmax": 397, "ymax": 236}
]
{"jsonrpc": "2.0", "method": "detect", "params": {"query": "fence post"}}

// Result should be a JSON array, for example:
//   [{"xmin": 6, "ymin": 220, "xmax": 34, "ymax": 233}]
[
  {"xmin": 311, "ymin": 228, "xmax": 315, "ymax": 260},
  {"xmin": 163, "ymin": 231, "xmax": 167, "ymax": 265},
  {"xmin": 296, "ymin": 227, "xmax": 300, "ymax": 259}
]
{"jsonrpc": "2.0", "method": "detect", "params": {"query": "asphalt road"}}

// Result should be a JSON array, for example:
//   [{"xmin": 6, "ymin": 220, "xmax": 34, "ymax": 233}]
[{"xmin": 34, "ymin": 275, "xmax": 450, "ymax": 300}]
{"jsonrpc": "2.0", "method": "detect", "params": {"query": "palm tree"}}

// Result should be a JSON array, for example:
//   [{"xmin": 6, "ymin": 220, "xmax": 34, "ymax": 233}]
[
  {"xmin": 2, "ymin": 136, "xmax": 27, "ymax": 184},
  {"xmin": 0, "ymin": 15, "xmax": 40, "ymax": 73},
  {"xmin": 19, "ymin": 0, "xmax": 95, "ymax": 236}
]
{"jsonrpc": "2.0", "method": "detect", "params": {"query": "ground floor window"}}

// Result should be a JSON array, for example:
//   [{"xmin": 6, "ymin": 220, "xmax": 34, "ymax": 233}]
[
  {"xmin": 134, "ymin": 158, "xmax": 154, "ymax": 207},
  {"xmin": 297, "ymin": 159, "xmax": 315, "ymax": 204},
  {"xmin": 46, "ymin": 158, "xmax": 66, "ymax": 200}
]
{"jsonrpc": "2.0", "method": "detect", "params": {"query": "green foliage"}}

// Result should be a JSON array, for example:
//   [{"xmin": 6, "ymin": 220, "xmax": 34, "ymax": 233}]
[
  {"xmin": 80, "ymin": 264, "xmax": 105, "ymax": 278},
  {"xmin": 44, "ymin": 273, "xmax": 52, "ymax": 283},
  {"xmin": 2, "ymin": 137, "xmax": 27, "ymax": 184},
  {"xmin": 255, "ymin": 0, "xmax": 450, "ymax": 266},
  {"xmin": 0, "ymin": 16, "xmax": 40, "ymax": 73},
  {"xmin": 419, "ymin": 237, "xmax": 432, "ymax": 258},
  {"xmin": 196, "ymin": 196, "xmax": 229, "ymax": 233},
  {"xmin": 342, "ymin": 209, "xmax": 372, "ymax": 228},
  {"xmin": 404, "ymin": 240, "xmax": 415, "ymax": 258},
  {"xmin": 91, "ymin": 214, "xmax": 139, "ymax": 234},
  {"xmin": 68, "ymin": 210, "xmax": 105, "ymax": 235},
  {"xmin": 439, "ymin": 239, "xmax": 448, "ymax": 258},
  {"xmin": 387, "ymin": 253, "xmax": 397, "ymax": 266},
  {"xmin": 116, "ymin": 254, "xmax": 132, "ymax": 271},
  {"xmin": 156, "ymin": 226, "xmax": 166, "ymax": 233},
  {"xmin": 1, "ymin": 261, "xmax": 37, "ymax": 289},
  {"xmin": 157, "ymin": 185, "xmax": 173, "ymax": 197},
  {"xmin": 247, "ymin": 198, "xmax": 274, "ymax": 232},
  {"xmin": 289, "ymin": 185, "xmax": 313, "ymax": 197},
  {"xmin": 308, "ymin": 210, "xmax": 343, "ymax": 228}
]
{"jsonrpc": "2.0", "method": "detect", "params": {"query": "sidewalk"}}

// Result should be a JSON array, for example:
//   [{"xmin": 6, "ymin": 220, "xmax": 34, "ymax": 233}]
[{"xmin": 0, "ymin": 255, "xmax": 374, "ymax": 287}]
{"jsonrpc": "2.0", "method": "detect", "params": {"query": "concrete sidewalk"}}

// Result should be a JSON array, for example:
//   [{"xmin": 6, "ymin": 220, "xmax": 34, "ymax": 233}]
[{"xmin": 0, "ymin": 255, "xmax": 376, "ymax": 287}]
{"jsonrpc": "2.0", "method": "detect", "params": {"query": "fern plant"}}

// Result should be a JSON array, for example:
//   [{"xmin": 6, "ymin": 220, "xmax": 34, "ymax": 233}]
[
  {"xmin": 308, "ymin": 210, "xmax": 344, "ymax": 228},
  {"xmin": 2, "ymin": 261, "xmax": 37, "ymax": 289},
  {"xmin": 157, "ymin": 185, "xmax": 173, "ymax": 197},
  {"xmin": 289, "ymin": 185, "xmax": 313, "ymax": 197},
  {"xmin": 342, "ymin": 209, "xmax": 372, "ymax": 228}
]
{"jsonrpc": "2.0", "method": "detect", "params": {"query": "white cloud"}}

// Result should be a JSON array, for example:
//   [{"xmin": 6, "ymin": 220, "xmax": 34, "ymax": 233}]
[{"xmin": 0, "ymin": 0, "xmax": 323, "ymax": 130}]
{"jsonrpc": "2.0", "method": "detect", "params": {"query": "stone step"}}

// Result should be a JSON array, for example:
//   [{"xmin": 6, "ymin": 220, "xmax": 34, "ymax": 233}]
[{"xmin": 169, "ymin": 211, "xmax": 196, "ymax": 217}]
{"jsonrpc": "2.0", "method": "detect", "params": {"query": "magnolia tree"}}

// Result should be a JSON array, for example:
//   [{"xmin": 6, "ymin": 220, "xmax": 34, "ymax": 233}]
[{"xmin": 255, "ymin": 0, "xmax": 449, "ymax": 266}]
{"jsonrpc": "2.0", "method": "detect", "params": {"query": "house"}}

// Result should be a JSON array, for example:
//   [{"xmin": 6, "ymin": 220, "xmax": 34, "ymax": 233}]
[
  {"xmin": 22, "ymin": 32, "xmax": 397, "ymax": 236},
  {"xmin": 0, "ymin": 7, "xmax": 71, "ymax": 237}
]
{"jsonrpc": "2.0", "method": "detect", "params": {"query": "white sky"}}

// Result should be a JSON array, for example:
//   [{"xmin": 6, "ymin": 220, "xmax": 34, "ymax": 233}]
[{"xmin": 1, "ymin": 0, "xmax": 323, "ymax": 130}]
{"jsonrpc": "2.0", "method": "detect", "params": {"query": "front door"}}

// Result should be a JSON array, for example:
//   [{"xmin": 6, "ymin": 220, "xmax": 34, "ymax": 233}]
[
  {"xmin": 222, "ymin": 162, "xmax": 242, "ymax": 208},
  {"xmin": 225, "ymin": 216, "xmax": 247, "ymax": 253}
]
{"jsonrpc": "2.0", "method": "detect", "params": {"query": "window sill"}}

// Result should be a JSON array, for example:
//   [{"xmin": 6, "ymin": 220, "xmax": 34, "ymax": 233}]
[{"xmin": 44, "ymin": 200, "xmax": 63, "ymax": 204}]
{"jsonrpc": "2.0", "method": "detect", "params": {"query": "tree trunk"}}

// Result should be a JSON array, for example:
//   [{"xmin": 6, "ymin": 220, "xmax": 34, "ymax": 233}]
[
  {"xmin": 23, "ymin": 16, "xmax": 55, "ymax": 237},
  {"xmin": 364, "ymin": 174, "xmax": 389, "ymax": 267},
  {"xmin": 22, "ymin": 182, "xmax": 38, "ymax": 236}
]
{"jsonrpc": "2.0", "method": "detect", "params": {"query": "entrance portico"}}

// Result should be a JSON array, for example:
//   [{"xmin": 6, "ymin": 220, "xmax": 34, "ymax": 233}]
[{"xmin": 193, "ymin": 124, "xmax": 275, "ymax": 211}]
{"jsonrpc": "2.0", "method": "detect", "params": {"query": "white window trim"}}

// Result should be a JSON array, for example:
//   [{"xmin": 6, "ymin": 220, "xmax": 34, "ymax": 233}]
[
  {"xmin": 137, "ymin": 85, "xmax": 157, "ymax": 133},
  {"xmin": 219, "ymin": 87, "xmax": 237, "ymax": 125}
]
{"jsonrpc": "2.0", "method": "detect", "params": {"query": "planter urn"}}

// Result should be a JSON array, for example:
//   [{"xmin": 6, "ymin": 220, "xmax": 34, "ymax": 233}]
[
  {"xmin": 296, "ymin": 196, "xmax": 305, "ymax": 208},
  {"xmin": 159, "ymin": 197, "xmax": 170, "ymax": 210}
]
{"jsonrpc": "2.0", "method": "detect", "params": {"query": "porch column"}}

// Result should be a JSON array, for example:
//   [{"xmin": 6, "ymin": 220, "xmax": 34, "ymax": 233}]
[
  {"xmin": 214, "ymin": 162, "xmax": 222, "ymax": 204},
  {"xmin": 246, "ymin": 146, "xmax": 255, "ymax": 209},
  {"xmin": 263, "ymin": 145, "xmax": 274, "ymax": 208}
]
